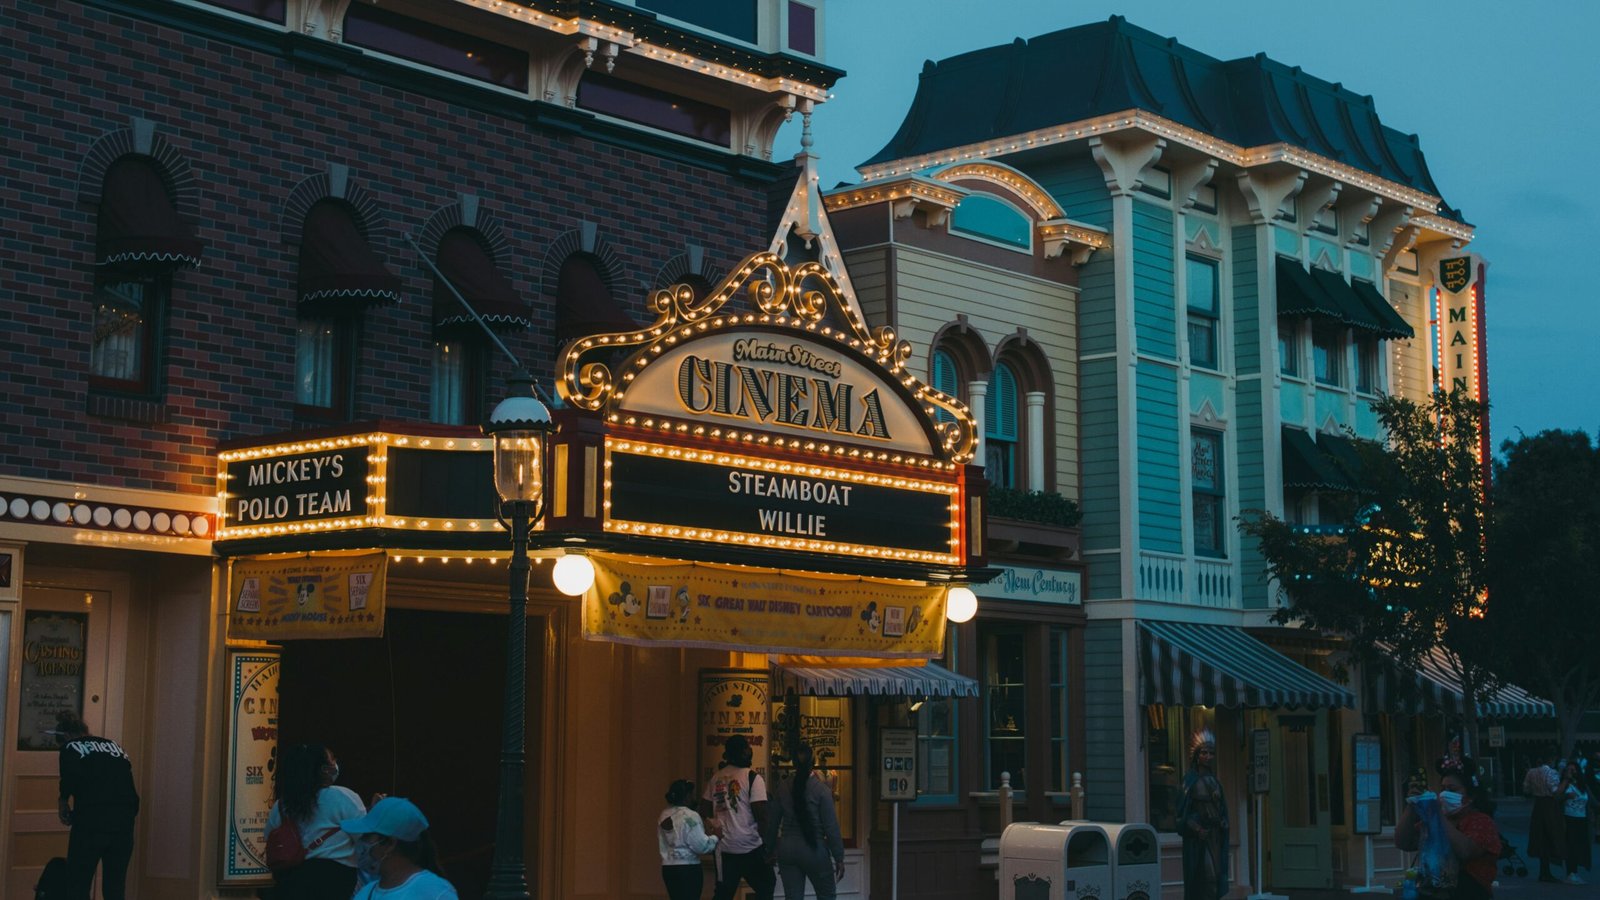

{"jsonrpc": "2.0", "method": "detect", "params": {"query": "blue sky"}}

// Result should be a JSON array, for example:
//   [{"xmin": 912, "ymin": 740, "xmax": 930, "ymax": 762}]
[{"xmin": 782, "ymin": 0, "xmax": 1600, "ymax": 451}]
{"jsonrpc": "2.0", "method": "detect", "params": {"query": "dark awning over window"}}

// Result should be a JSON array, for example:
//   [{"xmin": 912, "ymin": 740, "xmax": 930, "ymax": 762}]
[
  {"xmin": 1277, "ymin": 258, "xmax": 1411, "ymax": 339},
  {"xmin": 555, "ymin": 255, "xmax": 637, "ymax": 342},
  {"xmin": 1368, "ymin": 645, "xmax": 1553, "ymax": 718},
  {"xmin": 432, "ymin": 230, "xmax": 528, "ymax": 335},
  {"xmin": 1282, "ymin": 427, "xmax": 1354, "ymax": 491},
  {"xmin": 1138, "ymin": 620, "xmax": 1354, "ymax": 709},
  {"xmin": 297, "ymin": 200, "xmax": 401, "ymax": 313},
  {"xmin": 97, "ymin": 156, "xmax": 204, "ymax": 270},
  {"xmin": 1351, "ymin": 279, "xmax": 1415, "ymax": 339}
]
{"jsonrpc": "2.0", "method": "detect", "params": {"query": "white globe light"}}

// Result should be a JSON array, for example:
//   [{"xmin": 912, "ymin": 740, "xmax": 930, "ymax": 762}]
[
  {"xmin": 552, "ymin": 554, "xmax": 596, "ymax": 597},
  {"xmin": 946, "ymin": 586, "xmax": 978, "ymax": 623}
]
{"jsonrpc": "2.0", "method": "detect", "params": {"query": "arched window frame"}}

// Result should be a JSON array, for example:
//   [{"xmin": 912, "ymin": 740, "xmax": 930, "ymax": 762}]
[{"xmin": 949, "ymin": 193, "xmax": 1034, "ymax": 253}]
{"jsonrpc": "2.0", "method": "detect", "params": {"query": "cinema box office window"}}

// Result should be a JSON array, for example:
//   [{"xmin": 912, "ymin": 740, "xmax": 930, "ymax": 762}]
[{"xmin": 213, "ymin": 245, "xmax": 993, "ymax": 899}]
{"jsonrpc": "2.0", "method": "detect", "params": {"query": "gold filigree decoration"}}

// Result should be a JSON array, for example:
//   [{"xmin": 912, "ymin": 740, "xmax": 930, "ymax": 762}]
[{"xmin": 557, "ymin": 252, "xmax": 977, "ymax": 465}]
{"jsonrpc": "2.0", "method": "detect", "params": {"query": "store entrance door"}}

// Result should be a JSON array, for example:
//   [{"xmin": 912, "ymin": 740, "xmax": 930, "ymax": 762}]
[
  {"xmin": 6, "ymin": 587, "xmax": 114, "ymax": 900},
  {"xmin": 280, "ymin": 607, "xmax": 534, "ymax": 900},
  {"xmin": 1268, "ymin": 711, "xmax": 1332, "ymax": 889}
]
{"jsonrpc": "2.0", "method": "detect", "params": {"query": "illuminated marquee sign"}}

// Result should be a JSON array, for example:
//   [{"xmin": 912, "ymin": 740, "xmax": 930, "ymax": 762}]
[
  {"xmin": 559, "ymin": 252, "xmax": 977, "ymax": 467},
  {"xmin": 216, "ymin": 431, "xmax": 499, "ymax": 544},
  {"xmin": 605, "ymin": 439, "xmax": 961, "ymax": 564}
]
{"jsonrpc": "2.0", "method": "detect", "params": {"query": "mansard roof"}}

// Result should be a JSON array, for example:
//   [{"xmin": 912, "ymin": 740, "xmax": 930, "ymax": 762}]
[{"xmin": 865, "ymin": 16, "xmax": 1455, "ymax": 214}]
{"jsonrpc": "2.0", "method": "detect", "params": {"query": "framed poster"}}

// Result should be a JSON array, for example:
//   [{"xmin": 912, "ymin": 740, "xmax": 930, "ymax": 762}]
[
  {"xmin": 0, "ymin": 542, "xmax": 20, "ymax": 600},
  {"xmin": 221, "ymin": 651, "xmax": 280, "ymax": 884},
  {"xmin": 1250, "ymin": 728, "xmax": 1271, "ymax": 794},
  {"xmin": 18, "ymin": 610, "xmax": 87, "ymax": 750},
  {"xmin": 698, "ymin": 669, "xmax": 770, "ymax": 788}
]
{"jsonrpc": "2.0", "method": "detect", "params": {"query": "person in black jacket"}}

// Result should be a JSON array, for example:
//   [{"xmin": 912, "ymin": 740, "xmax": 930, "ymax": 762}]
[{"xmin": 56, "ymin": 711, "xmax": 139, "ymax": 900}]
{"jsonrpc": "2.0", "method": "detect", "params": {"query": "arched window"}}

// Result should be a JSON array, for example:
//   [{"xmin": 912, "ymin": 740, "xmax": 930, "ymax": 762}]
[
  {"xmin": 951, "ymin": 194, "xmax": 1032, "ymax": 251},
  {"xmin": 555, "ymin": 254, "xmax": 635, "ymax": 342},
  {"xmin": 91, "ymin": 155, "xmax": 203, "ymax": 398},
  {"xmin": 985, "ymin": 362, "xmax": 1019, "ymax": 488},
  {"xmin": 294, "ymin": 198, "xmax": 400, "ymax": 420},
  {"xmin": 430, "ymin": 227, "xmax": 526, "ymax": 425}
]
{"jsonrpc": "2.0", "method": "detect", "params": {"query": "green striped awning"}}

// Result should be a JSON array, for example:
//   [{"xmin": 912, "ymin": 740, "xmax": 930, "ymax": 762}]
[
  {"xmin": 1139, "ymin": 621, "xmax": 1354, "ymax": 709},
  {"xmin": 1369, "ymin": 645, "xmax": 1553, "ymax": 719},
  {"xmin": 773, "ymin": 662, "xmax": 978, "ymax": 698}
]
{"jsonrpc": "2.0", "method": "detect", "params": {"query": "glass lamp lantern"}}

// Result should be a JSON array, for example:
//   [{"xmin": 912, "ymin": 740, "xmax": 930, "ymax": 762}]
[{"xmin": 482, "ymin": 377, "xmax": 556, "ymax": 506}]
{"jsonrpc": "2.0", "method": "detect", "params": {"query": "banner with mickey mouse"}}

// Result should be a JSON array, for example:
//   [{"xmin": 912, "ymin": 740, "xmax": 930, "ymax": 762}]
[
  {"xmin": 580, "ymin": 552, "xmax": 947, "ymax": 658},
  {"xmin": 227, "ymin": 551, "xmax": 387, "ymax": 640}
]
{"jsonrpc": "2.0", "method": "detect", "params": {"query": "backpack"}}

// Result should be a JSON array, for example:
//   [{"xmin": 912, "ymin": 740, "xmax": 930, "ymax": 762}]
[
  {"xmin": 34, "ymin": 857, "xmax": 70, "ymax": 900},
  {"xmin": 264, "ymin": 817, "xmax": 340, "ymax": 871}
]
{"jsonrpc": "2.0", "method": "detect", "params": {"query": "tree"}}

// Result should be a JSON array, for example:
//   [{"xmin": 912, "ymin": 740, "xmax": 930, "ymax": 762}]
[
  {"xmin": 1485, "ymin": 429, "xmax": 1600, "ymax": 757},
  {"xmin": 1240, "ymin": 390, "xmax": 1497, "ymax": 753}
]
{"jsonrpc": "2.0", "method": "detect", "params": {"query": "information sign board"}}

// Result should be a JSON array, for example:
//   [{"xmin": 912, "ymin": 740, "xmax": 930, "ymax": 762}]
[{"xmin": 881, "ymin": 727, "xmax": 917, "ymax": 801}]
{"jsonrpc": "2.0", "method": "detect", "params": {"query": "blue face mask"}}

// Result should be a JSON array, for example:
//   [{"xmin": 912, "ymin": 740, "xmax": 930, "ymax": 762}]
[
  {"xmin": 354, "ymin": 837, "xmax": 387, "ymax": 879},
  {"xmin": 1439, "ymin": 791, "xmax": 1464, "ymax": 815}
]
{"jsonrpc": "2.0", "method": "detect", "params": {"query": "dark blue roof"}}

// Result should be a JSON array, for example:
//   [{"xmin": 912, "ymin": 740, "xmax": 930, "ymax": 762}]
[{"xmin": 866, "ymin": 16, "xmax": 1451, "ymax": 207}]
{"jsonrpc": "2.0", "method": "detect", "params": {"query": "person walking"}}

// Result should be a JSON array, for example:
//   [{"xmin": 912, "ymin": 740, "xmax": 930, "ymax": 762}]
[
  {"xmin": 265, "ymin": 743, "xmax": 366, "ymax": 898},
  {"xmin": 701, "ymin": 735, "xmax": 775, "ymax": 900},
  {"xmin": 1177, "ymin": 729, "xmax": 1228, "ymax": 900},
  {"xmin": 1560, "ymin": 760, "xmax": 1591, "ymax": 884},
  {"xmin": 56, "ymin": 711, "xmax": 139, "ymax": 900},
  {"xmin": 659, "ymin": 778, "xmax": 719, "ymax": 900},
  {"xmin": 340, "ymin": 796, "xmax": 457, "ymax": 900},
  {"xmin": 1524, "ymin": 748, "xmax": 1565, "ymax": 883},
  {"xmin": 766, "ymin": 744, "xmax": 845, "ymax": 900}
]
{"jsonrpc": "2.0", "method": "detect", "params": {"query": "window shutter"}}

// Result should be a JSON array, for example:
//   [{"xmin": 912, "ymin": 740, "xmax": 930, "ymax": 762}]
[{"xmin": 986, "ymin": 364, "xmax": 1018, "ymax": 441}]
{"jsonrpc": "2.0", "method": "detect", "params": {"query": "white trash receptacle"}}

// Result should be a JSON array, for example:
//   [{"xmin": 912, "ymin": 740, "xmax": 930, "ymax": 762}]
[
  {"xmin": 1001, "ymin": 822, "xmax": 1112, "ymax": 900},
  {"xmin": 1101, "ymin": 822, "xmax": 1161, "ymax": 900}
]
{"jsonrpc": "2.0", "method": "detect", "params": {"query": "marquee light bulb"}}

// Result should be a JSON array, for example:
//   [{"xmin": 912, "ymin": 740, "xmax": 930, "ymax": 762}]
[
  {"xmin": 946, "ymin": 586, "xmax": 978, "ymax": 623},
  {"xmin": 552, "ymin": 553, "xmax": 596, "ymax": 597}
]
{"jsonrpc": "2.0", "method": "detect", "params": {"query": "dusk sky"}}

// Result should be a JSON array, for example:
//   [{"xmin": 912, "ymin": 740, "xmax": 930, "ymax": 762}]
[{"xmin": 782, "ymin": 0, "xmax": 1600, "ymax": 453}]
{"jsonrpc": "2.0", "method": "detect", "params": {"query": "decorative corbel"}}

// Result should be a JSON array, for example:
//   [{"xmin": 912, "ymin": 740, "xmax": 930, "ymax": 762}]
[
  {"xmin": 1369, "ymin": 201, "xmax": 1415, "ymax": 260},
  {"xmin": 1235, "ymin": 166, "xmax": 1307, "ymax": 225},
  {"xmin": 1089, "ymin": 133, "xmax": 1166, "ymax": 197},
  {"xmin": 1381, "ymin": 223, "xmax": 1420, "ymax": 275},
  {"xmin": 1296, "ymin": 177, "xmax": 1343, "ymax": 229},
  {"xmin": 1040, "ymin": 219, "xmax": 1111, "ymax": 265},
  {"xmin": 580, "ymin": 36, "xmax": 619, "ymax": 73},
  {"xmin": 1347, "ymin": 195, "xmax": 1382, "ymax": 246},
  {"xmin": 1169, "ymin": 157, "xmax": 1219, "ymax": 210},
  {"xmin": 297, "ymin": 0, "xmax": 354, "ymax": 40}
]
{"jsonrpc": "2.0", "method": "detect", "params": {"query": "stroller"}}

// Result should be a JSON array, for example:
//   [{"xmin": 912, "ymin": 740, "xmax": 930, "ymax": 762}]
[{"xmin": 1500, "ymin": 833, "xmax": 1530, "ymax": 877}]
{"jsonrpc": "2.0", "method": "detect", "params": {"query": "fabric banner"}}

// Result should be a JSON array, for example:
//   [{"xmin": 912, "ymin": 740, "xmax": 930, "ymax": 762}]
[
  {"xmin": 581, "ymin": 553, "xmax": 946, "ymax": 658},
  {"xmin": 229, "ymin": 552, "xmax": 387, "ymax": 640}
]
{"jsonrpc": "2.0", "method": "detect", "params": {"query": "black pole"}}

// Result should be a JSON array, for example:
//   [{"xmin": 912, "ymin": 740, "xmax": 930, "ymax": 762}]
[{"xmin": 485, "ymin": 498, "xmax": 532, "ymax": 900}]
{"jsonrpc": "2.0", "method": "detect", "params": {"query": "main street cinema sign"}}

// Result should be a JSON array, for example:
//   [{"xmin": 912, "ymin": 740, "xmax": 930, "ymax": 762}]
[{"xmin": 555, "ymin": 251, "xmax": 980, "ymax": 568}]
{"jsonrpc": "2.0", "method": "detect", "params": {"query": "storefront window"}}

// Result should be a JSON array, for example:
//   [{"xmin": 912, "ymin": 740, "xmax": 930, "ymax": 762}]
[
  {"xmin": 1146, "ymin": 704, "xmax": 1215, "ymax": 831},
  {"xmin": 917, "ymin": 630, "xmax": 958, "ymax": 802},
  {"xmin": 773, "ymin": 695, "xmax": 855, "ymax": 843},
  {"xmin": 981, "ymin": 623, "xmax": 1027, "ymax": 791}
]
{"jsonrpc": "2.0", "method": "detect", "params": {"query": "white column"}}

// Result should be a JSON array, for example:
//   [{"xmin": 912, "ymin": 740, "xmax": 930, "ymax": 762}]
[
  {"xmin": 1025, "ymin": 390, "xmax": 1046, "ymax": 492},
  {"xmin": 968, "ymin": 380, "xmax": 988, "ymax": 467}
]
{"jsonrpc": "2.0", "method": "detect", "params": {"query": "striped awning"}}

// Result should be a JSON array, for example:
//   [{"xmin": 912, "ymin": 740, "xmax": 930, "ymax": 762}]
[
  {"xmin": 1368, "ymin": 645, "xmax": 1554, "ymax": 719},
  {"xmin": 773, "ymin": 662, "xmax": 978, "ymax": 698},
  {"xmin": 1139, "ymin": 621, "xmax": 1354, "ymax": 709}
]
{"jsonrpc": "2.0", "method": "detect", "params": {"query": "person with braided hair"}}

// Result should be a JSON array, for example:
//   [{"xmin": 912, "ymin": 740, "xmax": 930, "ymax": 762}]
[{"xmin": 765, "ymin": 743, "xmax": 845, "ymax": 900}]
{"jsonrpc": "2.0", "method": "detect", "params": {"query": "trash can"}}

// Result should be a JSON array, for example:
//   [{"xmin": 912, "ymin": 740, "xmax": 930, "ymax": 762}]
[
  {"xmin": 1082, "ymin": 822, "xmax": 1160, "ymax": 900},
  {"xmin": 1000, "ymin": 822, "xmax": 1111, "ymax": 900}
]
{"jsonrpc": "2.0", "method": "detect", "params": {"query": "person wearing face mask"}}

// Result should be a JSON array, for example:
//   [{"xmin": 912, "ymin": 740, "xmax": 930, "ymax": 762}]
[
  {"xmin": 265, "ymin": 742, "xmax": 366, "ymax": 899},
  {"xmin": 1396, "ymin": 756, "xmax": 1500, "ymax": 899},
  {"xmin": 340, "ymin": 796, "xmax": 458, "ymax": 900}
]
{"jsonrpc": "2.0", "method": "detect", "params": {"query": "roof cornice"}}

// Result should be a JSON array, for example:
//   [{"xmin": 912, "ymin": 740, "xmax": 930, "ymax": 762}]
[{"xmin": 857, "ymin": 109, "xmax": 1473, "ymax": 242}]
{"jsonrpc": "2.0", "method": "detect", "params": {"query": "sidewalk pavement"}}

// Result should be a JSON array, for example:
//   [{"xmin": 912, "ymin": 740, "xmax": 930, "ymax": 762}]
[{"xmin": 1270, "ymin": 798, "xmax": 1597, "ymax": 900}]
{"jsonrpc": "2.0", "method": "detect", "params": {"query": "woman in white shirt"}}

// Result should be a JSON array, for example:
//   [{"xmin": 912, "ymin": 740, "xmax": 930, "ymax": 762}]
[
  {"xmin": 266, "ymin": 743, "xmax": 365, "ymax": 898},
  {"xmin": 659, "ymin": 778, "xmax": 719, "ymax": 900}
]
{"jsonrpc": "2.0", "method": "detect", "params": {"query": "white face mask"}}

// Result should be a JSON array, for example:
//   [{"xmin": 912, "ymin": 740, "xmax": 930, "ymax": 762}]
[{"xmin": 1438, "ymin": 791, "xmax": 1464, "ymax": 815}]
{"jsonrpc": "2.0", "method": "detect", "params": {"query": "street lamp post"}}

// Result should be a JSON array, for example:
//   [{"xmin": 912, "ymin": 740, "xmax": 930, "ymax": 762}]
[{"xmin": 482, "ymin": 372, "xmax": 555, "ymax": 900}]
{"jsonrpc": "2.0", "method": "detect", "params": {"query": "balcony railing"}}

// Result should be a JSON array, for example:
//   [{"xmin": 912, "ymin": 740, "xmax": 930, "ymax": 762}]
[{"xmin": 1136, "ymin": 550, "xmax": 1238, "ymax": 608}]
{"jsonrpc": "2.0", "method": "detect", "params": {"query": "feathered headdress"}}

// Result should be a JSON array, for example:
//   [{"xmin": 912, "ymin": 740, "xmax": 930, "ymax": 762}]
[{"xmin": 1191, "ymin": 728, "xmax": 1217, "ymax": 757}]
